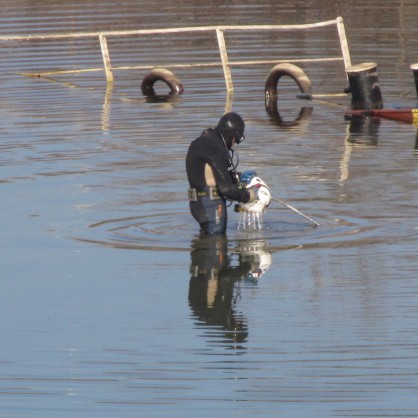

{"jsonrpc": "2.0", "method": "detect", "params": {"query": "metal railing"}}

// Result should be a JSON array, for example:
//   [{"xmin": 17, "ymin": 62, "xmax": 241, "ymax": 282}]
[{"xmin": 0, "ymin": 17, "xmax": 351, "ymax": 91}]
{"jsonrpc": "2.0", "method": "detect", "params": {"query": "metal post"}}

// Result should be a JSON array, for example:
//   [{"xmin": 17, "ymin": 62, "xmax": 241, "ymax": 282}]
[
  {"xmin": 99, "ymin": 33, "xmax": 114, "ymax": 83},
  {"xmin": 336, "ymin": 16, "xmax": 351, "ymax": 71},
  {"xmin": 411, "ymin": 63, "xmax": 418, "ymax": 100},
  {"xmin": 216, "ymin": 28, "xmax": 233, "ymax": 92},
  {"xmin": 346, "ymin": 62, "xmax": 383, "ymax": 109}
]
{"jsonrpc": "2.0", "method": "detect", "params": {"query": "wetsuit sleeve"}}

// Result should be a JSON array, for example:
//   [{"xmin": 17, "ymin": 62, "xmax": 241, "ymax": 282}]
[{"xmin": 208, "ymin": 148, "xmax": 251, "ymax": 203}]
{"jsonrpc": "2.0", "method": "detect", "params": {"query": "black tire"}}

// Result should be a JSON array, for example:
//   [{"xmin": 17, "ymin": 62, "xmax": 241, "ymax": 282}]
[
  {"xmin": 141, "ymin": 68, "xmax": 184, "ymax": 96},
  {"xmin": 264, "ymin": 63, "xmax": 313, "ymax": 127},
  {"xmin": 265, "ymin": 63, "xmax": 312, "ymax": 106}
]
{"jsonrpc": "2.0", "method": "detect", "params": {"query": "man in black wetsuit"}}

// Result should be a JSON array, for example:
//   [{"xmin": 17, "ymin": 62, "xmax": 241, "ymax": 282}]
[{"xmin": 186, "ymin": 112, "xmax": 258, "ymax": 235}]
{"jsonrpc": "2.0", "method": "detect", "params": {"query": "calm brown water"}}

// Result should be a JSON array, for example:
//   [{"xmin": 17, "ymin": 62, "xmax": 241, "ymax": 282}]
[{"xmin": 1, "ymin": 1, "xmax": 418, "ymax": 417}]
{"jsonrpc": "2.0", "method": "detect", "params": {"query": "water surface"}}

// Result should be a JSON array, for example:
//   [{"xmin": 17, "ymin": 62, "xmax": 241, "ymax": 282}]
[{"xmin": 1, "ymin": 1, "xmax": 418, "ymax": 417}]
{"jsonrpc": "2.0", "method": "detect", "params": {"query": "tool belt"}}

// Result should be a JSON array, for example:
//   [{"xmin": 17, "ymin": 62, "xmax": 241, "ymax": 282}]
[{"xmin": 188, "ymin": 187, "xmax": 220, "ymax": 202}]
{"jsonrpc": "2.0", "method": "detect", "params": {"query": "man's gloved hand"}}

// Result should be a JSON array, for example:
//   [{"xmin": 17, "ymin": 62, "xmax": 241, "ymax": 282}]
[
  {"xmin": 239, "ymin": 177, "xmax": 271, "ymax": 213},
  {"xmin": 247, "ymin": 186, "xmax": 260, "ymax": 203}
]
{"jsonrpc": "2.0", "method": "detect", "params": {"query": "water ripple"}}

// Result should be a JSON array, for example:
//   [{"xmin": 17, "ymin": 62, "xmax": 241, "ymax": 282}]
[{"xmin": 71, "ymin": 206, "xmax": 387, "ymax": 253}]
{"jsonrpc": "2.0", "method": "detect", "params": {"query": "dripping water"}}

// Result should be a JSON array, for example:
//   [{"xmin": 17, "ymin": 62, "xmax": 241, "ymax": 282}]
[{"xmin": 238, "ymin": 210, "xmax": 264, "ymax": 231}]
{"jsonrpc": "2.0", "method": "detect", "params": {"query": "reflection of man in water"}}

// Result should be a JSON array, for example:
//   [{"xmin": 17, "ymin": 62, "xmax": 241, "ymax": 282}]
[{"xmin": 188, "ymin": 235, "xmax": 271, "ymax": 349}]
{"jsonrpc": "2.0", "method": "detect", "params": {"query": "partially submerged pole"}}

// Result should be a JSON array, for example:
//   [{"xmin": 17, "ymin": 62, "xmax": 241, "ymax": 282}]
[
  {"xmin": 271, "ymin": 198, "xmax": 320, "ymax": 227},
  {"xmin": 336, "ymin": 16, "xmax": 351, "ymax": 70},
  {"xmin": 216, "ymin": 28, "xmax": 233, "ymax": 92},
  {"xmin": 345, "ymin": 62, "xmax": 383, "ymax": 110},
  {"xmin": 99, "ymin": 34, "xmax": 113, "ymax": 83}
]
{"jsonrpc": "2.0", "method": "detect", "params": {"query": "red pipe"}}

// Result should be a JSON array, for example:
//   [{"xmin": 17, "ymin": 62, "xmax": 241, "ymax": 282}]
[{"xmin": 346, "ymin": 108, "xmax": 418, "ymax": 125}]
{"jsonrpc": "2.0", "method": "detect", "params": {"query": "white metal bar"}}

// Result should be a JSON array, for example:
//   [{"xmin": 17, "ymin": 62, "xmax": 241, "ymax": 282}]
[
  {"xmin": 19, "ymin": 57, "xmax": 344, "ymax": 78},
  {"xmin": 216, "ymin": 29, "xmax": 233, "ymax": 92},
  {"xmin": 99, "ymin": 34, "xmax": 113, "ymax": 82},
  {"xmin": 336, "ymin": 16, "xmax": 351, "ymax": 70},
  {"xmin": 0, "ymin": 19, "xmax": 340, "ymax": 41}
]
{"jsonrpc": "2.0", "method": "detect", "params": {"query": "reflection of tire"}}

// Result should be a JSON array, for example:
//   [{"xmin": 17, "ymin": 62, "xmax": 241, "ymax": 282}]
[
  {"xmin": 265, "ymin": 63, "xmax": 313, "ymax": 128},
  {"xmin": 265, "ymin": 63, "xmax": 312, "ymax": 104},
  {"xmin": 141, "ymin": 68, "xmax": 184, "ymax": 96},
  {"xmin": 267, "ymin": 105, "xmax": 313, "ymax": 128}
]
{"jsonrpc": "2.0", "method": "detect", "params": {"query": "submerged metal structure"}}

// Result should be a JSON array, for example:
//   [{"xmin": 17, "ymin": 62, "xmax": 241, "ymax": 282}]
[{"xmin": 0, "ymin": 17, "xmax": 351, "ymax": 91}]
